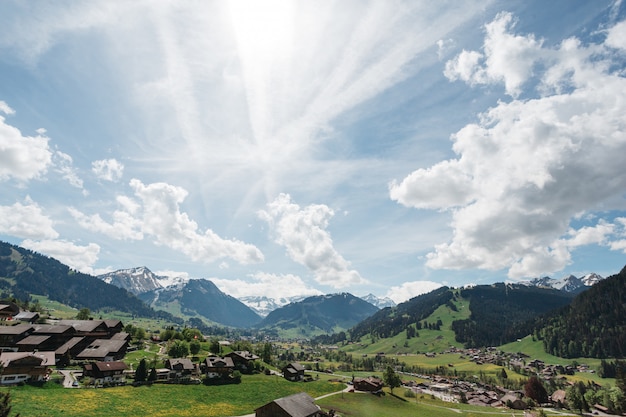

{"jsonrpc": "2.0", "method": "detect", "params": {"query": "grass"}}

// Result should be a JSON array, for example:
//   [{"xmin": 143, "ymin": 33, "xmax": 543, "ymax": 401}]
[
  {"xmin": 317, "ymin": 388, "xmax": 580, "ymax": 417},
  {"xmin": 342, "ymin": 295, "xmax": 470, "ymax": 355},
  {"xmin": 5, "ymin": 373, "xmax": 343, "ymax": 417}
]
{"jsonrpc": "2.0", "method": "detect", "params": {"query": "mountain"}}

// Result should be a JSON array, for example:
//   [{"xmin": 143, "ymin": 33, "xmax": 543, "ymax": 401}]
[
  {"xmin": 98, "ymin": 266, "xmax": 165, "ymax": 295},
  {"xmin": 0, "ymin": 241, "xmax": 171, "ymax": 320},
  {"xmin": 523, "ymin": 272, "xmax": 604, "ymax": 293},
  {"xmin": 139, "ymin": 278, "xmax": 262, "ymax": 328},
  {"xmin": 238, "ymin": 295, "xmax": 306, "ymax": 317},
  {"xmin": 361, "ymin": 293, "xmax": 395, "ymax": 309},
  {"xmin": 535, "ymin": 265, "xmax": 626, "ymax": 358},
  {"xmin": 257, "ymin": 293, "xmax": 379, "ymax": 337}
]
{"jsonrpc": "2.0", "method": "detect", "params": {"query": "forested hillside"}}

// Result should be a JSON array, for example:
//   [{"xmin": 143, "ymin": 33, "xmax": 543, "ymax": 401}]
[
  {"xmin": 348, "ymin": 286, "xmax": 454, "ymax": 341},
  {"xmin": 0, "ymin": 241, "xmax": 171, "ymax": 319},
  {"xmin": 535, "ymin": 265, "xmax": 626, "ymax": 358},
  {"xmin": 451, "ymin": 283, "xmax": 574, "ymax": 347}
]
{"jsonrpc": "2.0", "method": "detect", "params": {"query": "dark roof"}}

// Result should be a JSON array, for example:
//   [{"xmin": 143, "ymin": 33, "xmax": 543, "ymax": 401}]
[
  {"xmin": 166, "ymin": 358, "xmax": 195, "ymax": 370},
  {"xmin": 110, "ymin": 332, "xmax": 130, "ymax": 340},
  {"xmin": 0, "ymin": 324, "xmax": 33, "ymax": 335},
  {"xmin": 76, "ymin": 339, "xmax": 127, "ymax": 359},
  {"xmin": 16, "ymin": 335, "xmax": 50, "ymax": 346},
  {"xmin": 227, "ymin": 350, "xmax": 260, "ymax": 361},
  {"xmin": 285, "ymin": 362, "xmax": 306, "ymax": 372},
  {"xmin": 103, "ymin": 319, "xmax": 123, "ymax": 329},
  {"xmin": 32, "ymin": 324, "xmax": 74, "ymax": 334},
  {"xmin": 55, "ymin": 337, "xmax": 85, "ymax": 355},
  {"xmin": 268, "ymin": 392, "xmax": 319, "ymax": 417},
  {"xmin": 204, "ymin": 356, "xmax": 234, "ymax": 368},
  {"xmin": 58, "ymin": 320, "xmax": 107, "ymax": 333},
  {"xmin": 14, "ymin": 311, "xmax": 39, "ymax": 321},
  {"xmin": 94, "ymin": 361, "xmax": 127, "ymax": 372}
]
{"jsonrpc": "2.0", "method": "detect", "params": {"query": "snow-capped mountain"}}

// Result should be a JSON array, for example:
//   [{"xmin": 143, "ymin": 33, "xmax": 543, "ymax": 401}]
[
  {"xmin": 523, "ymin": 272, "xmax": 604, "ymax": 293},
  {"xmin": 97, "ymin": 266, "xmax": 188, "ymax": 295},
  {"xmin": 360, "ymin": 293, "xmax": 396, "ymax": 309},
  {"xmin": 238, "ymin": 295, "xmax": 306, "ymax": 317}
]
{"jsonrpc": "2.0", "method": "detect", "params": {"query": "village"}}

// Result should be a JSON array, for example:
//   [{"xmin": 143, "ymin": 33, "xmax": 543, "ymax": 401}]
[{"xmin": 0, "ymin": 300, "xmax": 618, "ymax": 417}]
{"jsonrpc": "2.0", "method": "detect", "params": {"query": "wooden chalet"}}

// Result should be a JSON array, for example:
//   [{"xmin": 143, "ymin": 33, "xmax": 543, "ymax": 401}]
[
  {"xmin": 165, "ymin": 358, "xmax": 198, "ymax": 382},
  {"xmin": 14, "ymin": 311, "xmax": 40, "ymax": 323},
  {"xmin": 0, "ymin": 303, "xmax": 20, "ymax": 321},
  {"xmin": 203, "ymin": 356, "xmax": 235, "ymax": 379},
  {"xmin": 16, "ymin": 335, "xmax": 53, "ymax": 352},
  {"xmin": 282, "ymin": 362, "xmax": 306, "ymax": 382},
  {"xmin": 225, "ymin": 350, "xmax": 260, "ymax": 371},
  {"xmin": 255, "ymin": 392, "xmax": 321, "ymax": 417},
  {"xmin": 0, "ymin": 351, "xmax": 55, "ymax": 384},
  {"xmin": 58, "ymin": 320, "xmax": 110, "ymax": 339},
  {"xmin": 83, "ymin": 360, "xmax": 127, "ymax": 386},
  {"xmin": 353, "ymin": 376, "xmax": 383, "ymax": 392},
  {"xmin": 0, "ymin": 324, "xmax": 33, "ymax": 349}
]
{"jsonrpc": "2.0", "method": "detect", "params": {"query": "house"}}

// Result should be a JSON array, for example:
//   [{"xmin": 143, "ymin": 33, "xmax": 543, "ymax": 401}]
[
  {"xmin": 14, "ymin": 311, "xmax": 40, "ymax": 323},
  {"xmin": 76, "ymin": 338, "xmax": 128, "ymax": 361},
  {"xmin": 353, "ymin": 376, "xmax": 383, "ymax": 392},
  {"xmin": 32, "ymin": 324, "xmax": 76, "ymax": 347},
  {"xmin": 55, "ymin": 336, "xmax": 88, "ymax": 365},
  {"xmin": 500, "ymin": 393, "xmax": 527, "ymax": 410},
  {"xmin": 165, "ymin": 358, "xmax": 197, "ymax": 381},
  {"xmin": 0, "ymin": 303, "xmax": 20, "ymax": 321},
  {"xmin": 103, "ymin": 319, "xmax": 123, "ymax": 336},
  {"xmin": 283, "ymin": 362, "xmax": 306, "ymax": 382},
  {"xmin": 16, "ymin": 335, "xmax": 53, "ymax": 352},
  {"xmin": 0, "ymin": 351, "xmax": 55, "ymax": 384},
  {"xmin": 0, "ymin": 323, "xmax": 33, "ymax": 349},
  {"xmin": 83, "ymin": 360, "xmax": 127, "ymax": 386},
  {"xmin": 57, "ymin": 320, "xmax": 110, "ymax": 339},
  {"xmin": 226, "ymin": 350, "xmax": 260, "ymax": 372},
  {"xmin": 551, "ymin": 389, "xmax": 567, "ymax": 407},
  {"xmin": 255, "ymin": 392, "xmax": 321, "ymax": 417},
  {"xmin": 203, "ymin": 356, "xmax": 235, "ymax": 379}
]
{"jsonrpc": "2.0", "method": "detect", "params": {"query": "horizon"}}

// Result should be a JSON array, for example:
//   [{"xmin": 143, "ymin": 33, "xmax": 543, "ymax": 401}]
[{"xmin": 1, "ymin": 1, "xmax": 626, "ymax": 305}]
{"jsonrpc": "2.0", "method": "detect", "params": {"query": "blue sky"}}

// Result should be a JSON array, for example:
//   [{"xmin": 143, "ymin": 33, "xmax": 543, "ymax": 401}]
[{"xmin": 1, "ymin": 0, "xmax": 626, "ymax": 303}]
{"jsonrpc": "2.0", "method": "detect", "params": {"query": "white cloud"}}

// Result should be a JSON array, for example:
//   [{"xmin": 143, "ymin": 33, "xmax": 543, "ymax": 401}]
[
  {"xmin": 444, "ymin": 12, "xmax": 544, "ymax": 97},
  {"xmin": 385, "ymin": 281, "xmax": 443, "ymax": 304},
  {"xmin": 392, "ymin": 13, "xmax": 626, "ymax": 279},
  {"xmin": 212, "ymin": 272, "xmax": 322, "ymax": 299},
  {"xmin": 53, "ymin": 150, "xmax": 84, "ymax": 190},
  {"xmin": 0, "ymin": 198, "xmax": 58, "ymax": 239},
  {"xmin": 72, "ymin": 179, "xmax": 263, "ymax": 265},
  {"xmin": 92, "ymin": 158, "xmax": 124, "ymax": 182},
  {"xmin": 0, "ymin": 109, "xmax": 52, "ymax": 182},
  {"xmin": 0, "ymin": 101, "xmax": 15, "ymax": 115},
  {"xmin": 259, "ymin": 193, "xmax": 366, "ymax": 288},
  {"xmin": 130, "ymin": 179, "xmax": 264, "ymax": 264},
  {"xmin": 606, "ymin": 19, "xmax": 626, "ymax": 50},
  {"xmin": 20, "ymin": 239, "xmax": 100, "ymax": 274}
]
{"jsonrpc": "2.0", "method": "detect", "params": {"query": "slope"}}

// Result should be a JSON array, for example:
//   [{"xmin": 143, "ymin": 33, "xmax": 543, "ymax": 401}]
[
  {"xmin": 535, "ymin": 265, "xmax": 626, "ymax": 358},
  {"xmin": 257, "ymin": 293, "xmax": 379, "ymax": 338},
  {"xmin": 139, "ymin": 278, "xmax": 262, "ymax": 328},
  {"xmin": 0, "ymin": 241, "xmax": 163, "ymax": 318}
]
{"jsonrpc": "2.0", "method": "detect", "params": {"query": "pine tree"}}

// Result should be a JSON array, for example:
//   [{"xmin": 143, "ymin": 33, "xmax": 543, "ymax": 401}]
[{"xmin": 135, "ymin": 358, "xmax": 148, "ymax": 382}]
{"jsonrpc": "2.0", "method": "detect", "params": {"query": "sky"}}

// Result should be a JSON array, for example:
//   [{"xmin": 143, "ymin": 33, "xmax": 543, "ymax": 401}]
[{"xmin": 1, "ymin": 1, "xmax": 626, "ymax": 304}]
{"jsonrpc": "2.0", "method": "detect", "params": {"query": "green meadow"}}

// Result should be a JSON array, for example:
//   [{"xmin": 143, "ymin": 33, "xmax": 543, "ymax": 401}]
[{"xmin": 3, "ymin": 374, "xmax": 343, "ymax": 417}]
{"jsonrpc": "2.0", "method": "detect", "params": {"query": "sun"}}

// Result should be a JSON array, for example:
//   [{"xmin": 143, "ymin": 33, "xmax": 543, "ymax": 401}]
[{"xmin": 228, "ymin": 0, "xmax": 295, "ymax": 65}]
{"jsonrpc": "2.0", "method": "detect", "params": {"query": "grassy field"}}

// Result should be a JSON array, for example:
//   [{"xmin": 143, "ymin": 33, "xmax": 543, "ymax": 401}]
[
  {"xmin": 317, "ymin": 388, "xmax": 580, "ymax": 417},
  {"xmin": 4, "ymin": 373, "xmax": 343, "ymax": 417},
  {"xmin": 342, "ymin": 295, "xmax": 470, "ymax": 355}
]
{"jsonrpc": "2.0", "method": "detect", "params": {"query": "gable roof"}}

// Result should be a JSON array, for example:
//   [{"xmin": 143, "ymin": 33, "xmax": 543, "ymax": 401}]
[
  {"xmin": 94, "ymin": 361, "xmax": 127, "ymax": 372},
  {"xmin": 284, "ymin": 362, "xmax": 306, "ymax": 372},
  {"xmin": 32, "ymin": 324, "xmax": 75, "ymax": 335},
  {"xmin": 226, "ymin": 350, "xmax": 260, "ymax": 361},
  {"xmin": 55, "ymin": 336, "xmax": 86, "ymax": 355},
  {"xmin": 204, "ymin": 356, "xmax": 234, "ymax": 368},
  {"xmin": 0, "ymin": 351, "xmax": 55, "ymax": 367},
  {"xmin": 57, "ymin": 320, "xmax": 108, "ymax": 333},
  {"xmin": 269, "ymin": 392, "xmax": 319, "ymax": 417},
  {"xmin": 166, "ymin": 358, "xmax": 195, "ymax": 370}
]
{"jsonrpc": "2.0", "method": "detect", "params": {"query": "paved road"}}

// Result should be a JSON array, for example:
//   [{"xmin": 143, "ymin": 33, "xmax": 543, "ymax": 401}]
[{"xmin": 58, "ymin": 370, "xmax": 80, "ymax": 388}]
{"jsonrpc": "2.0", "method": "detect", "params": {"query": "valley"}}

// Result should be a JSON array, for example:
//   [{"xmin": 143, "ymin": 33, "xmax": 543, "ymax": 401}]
[{"xmin": 0, "ymin": 241, "xmax": 625, "ymax": 416}]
